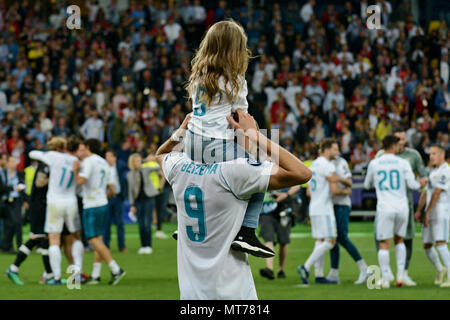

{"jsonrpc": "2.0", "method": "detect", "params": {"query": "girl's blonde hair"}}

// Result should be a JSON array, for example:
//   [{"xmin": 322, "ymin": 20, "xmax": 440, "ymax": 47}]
[
  {"xmin": 128, "ymin": 153, "xmax": 142, "ymax": 171},
  {"xmin": 186, "ymin": 19, "xmax": 251, "ymax": 107}
]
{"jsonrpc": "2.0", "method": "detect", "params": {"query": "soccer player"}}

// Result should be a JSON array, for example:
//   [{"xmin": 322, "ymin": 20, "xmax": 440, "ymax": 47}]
[
  {"xmin": 326, "ymin": 151, "xmax": 368, "ymax": 285},
  {"xmin": 156, "ymin": 111, "xmax": 312, "ymax": 299},
  {"xmin": 27, "ymin": 137, "xmax": 84, "ymax": 285},
  {"xmin": 364, "ymin": 135, "xmax": 420, "ymax": 288},
  {"xmin": 6, "ymin": 160, "xmax": 53, "ymax": 285},
  {"xmin": 73, "ymin": 139, "xmax": 125, "ymax": 285},
  {"xmin": 414, "ymin": 145, "xmax": 450, "ymax": 287},
  {"xmin": 375, "ymin": 128, "xmax": 427, "ymax": 286},
  {"xmin": 297, "ymin": 138, "xmax": 352, "ymax": 285}
]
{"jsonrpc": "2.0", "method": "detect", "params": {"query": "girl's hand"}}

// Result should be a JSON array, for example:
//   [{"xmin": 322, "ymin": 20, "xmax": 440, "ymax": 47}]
[{"xmin": 226, "ymin": 109, "xmax": 257, "ymax": 133}]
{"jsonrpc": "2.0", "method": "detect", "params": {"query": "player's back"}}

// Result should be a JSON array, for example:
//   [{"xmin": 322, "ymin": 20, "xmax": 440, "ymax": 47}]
[
  {"xmin": 366, "ymin": 154, "xmax": 416, "ymax": 213},
  {"xmin": 80, "ymin": 154, "xmax": 111, "ymax": 209},
  {"xmin": 309, "ymin": 156, "xmax": 334, "ymax": 216},
  {"xmin": 46, "ymin": 152, "xmax": 78, "ymax": 201},
  {"xmin": 162, "ymin": 152, "xmax": 272, "ymax": 299},
  {"xmin": 427, "ymin": 162, "xmax": 450, "ymax": 215}
]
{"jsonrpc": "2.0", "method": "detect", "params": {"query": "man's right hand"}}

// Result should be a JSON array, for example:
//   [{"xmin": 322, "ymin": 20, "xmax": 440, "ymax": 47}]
[
  {"xmin": 226, "ymin": 109, "xmax": 257, "ymax": 133},
  {"xmin": 414, "ymin": 211, "xmax": 421, "ymax": 222}
]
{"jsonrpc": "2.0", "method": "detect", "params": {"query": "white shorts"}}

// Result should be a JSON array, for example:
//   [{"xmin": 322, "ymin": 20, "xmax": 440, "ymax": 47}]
[
  {"xmin": 44, "ymin": 199, "xmax": 81, "ymax": 234},
  {"xmin": 422, "ymin": 215, "xmax": 449, "ymax": 244},
  {"xmin": 375, "ymin": 211, "xmax": 408, "ymax": 241},
  {"xmin": 311, "ymin": 215, "xmax": 337, "ymax": 239}
]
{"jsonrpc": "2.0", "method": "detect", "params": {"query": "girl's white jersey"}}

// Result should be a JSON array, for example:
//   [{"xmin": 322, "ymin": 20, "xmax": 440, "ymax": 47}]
[
  {"xmin": 188, "ymin": 76, "xmax": 248, "ymax": 140},
  {"xmin": 162, "ymin": 151, "xmax": 273, "ymax": 300},
  {"xmin": 29, "ymin": 150, "xmax": 78, "ymax": 202},
  {"xmin": 79, "ymin": 154, "xmax": 113, "ymax": 209},
  {"xmin": 364, "ymin": 153, "xmax": 420, "ymax": 213}
]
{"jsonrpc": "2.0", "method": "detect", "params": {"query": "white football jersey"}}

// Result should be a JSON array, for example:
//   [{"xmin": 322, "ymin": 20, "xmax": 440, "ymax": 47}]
[
  {"xmin": 79, "ymin": 154, "xmax": 113, "ymax": 209},
  {"xmin": 188, "ymin": 76, "xmax": 248, "ymax": 140},
  {"xmin": 309, "ymin": 156, "xmax": 335, "ymax": 216},
  {"xmin": 29, "ymin": 151, "xmax": 78, "ymax": 202},
  {"xmin": 162, "ymin": 152, "xmax": 273, "ymax": 300},
  {"xmin": 332, "ymin": 156, "xmax": 352, "ymax": 207},
  {"xmin": 426, "ymin": 162, "xmax": 450, "ymax": 218},
  {"xmin": 364, "ymin": 153, "xmax": 420, "ymax": 213}
]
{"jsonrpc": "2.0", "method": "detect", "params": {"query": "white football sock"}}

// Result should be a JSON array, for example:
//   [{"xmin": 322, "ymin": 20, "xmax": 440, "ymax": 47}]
[
  {"xmin": 9, "ymin": 264, "xmax": 19, "ymax": 273},
  {"xmin": 395, "ymin": 243, "xmax": 406, "ymax": 279},
  {"xmin": 49, "ymin": 245, "xmax": 62, "ymax": 280},
  {"xmin": 378, "ymin": 249, "xmax": 390, "ymax": 281},
  {"xmin": 305, "ymin": 241, "xmax": 333, "ymax": 271},
  {"xmin": 108, "ymin": 260, "xmax": 120, "ymax": 275},
  {"xmin": 425, "ymin": 247, "xmax": 444, "ymax": 272},
  {"xmin": 72, "ymin": 240, "xmax": 84, "ymax": 273},
  {"xmin": 437, "ymin": 244, "xmax": 450, "ymax": 269},
  {"xmin": 313, "ymin": 241, "xmax": 324, "ymax": 277},
  {"xmin": 92, "ymin": 262, "xmax": 102, "ymax": 279},
  {"xmin": 357, "ymin": 259, "xmax": 367, "ymax": 272}
]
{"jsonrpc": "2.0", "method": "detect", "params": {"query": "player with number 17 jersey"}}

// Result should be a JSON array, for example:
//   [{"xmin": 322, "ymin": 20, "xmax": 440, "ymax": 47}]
[{"xmin": 78, "ymin": 153, "xmax": 112, "ymax": 209}]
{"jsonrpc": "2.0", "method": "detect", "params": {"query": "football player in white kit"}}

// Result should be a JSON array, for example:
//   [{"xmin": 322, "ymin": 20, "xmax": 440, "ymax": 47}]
[
  {"xmin": 297, "ymin": 138, "xmax": 352, "ymax": 285},
  {"xmin": 156, "ymin": 111, "xmax": 312, "ymax": 299},
  {"xmin": 415, "ymin": 145, "xmax": 450, "ymax": 287},
  {"xmin": 364, "ymin": 135, "xmax": 420, "ymax": 288},
  {"xmin": 73, "ymin": 139, "xmax": 125, "ymax": 285},
  {"xmin": 28, "ymin": 137, "xmax": 84, "ymax": 285}
]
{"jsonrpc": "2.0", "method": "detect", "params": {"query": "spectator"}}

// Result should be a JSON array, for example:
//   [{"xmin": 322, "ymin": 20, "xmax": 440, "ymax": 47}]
[
  {"xmin": 127, "ymin": 153, "xmax": 160, "ymax": 254},
  {"xmin": 104, "ymin": 150, "xmax": 128, "ymax": 253},
  {"xmin": 80, "ymin": 110, "xmax": 105, "ymax": 142},
  {"xmin": 300, "ymin": 0, "xmax": 315, "ymax": 24},
  {"xmin": 1, "ymin": 156, "xmax": 27, "ymax": 253}
]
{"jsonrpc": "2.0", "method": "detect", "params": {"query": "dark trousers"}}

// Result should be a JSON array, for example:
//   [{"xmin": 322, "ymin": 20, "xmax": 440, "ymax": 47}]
[
  {"xmin": 103, "ymin": 196, "xmax": 126, "ymax": 250},
  {"xmin": 0, "ymin": 216, "xmax": 4, "ymax": 249},
  {"xmin": 330, "ymin": 205, "xmax": 362, "ymax": 269},
  {"xmin": 136, "ymin": 197, "xmax": 155, "ymax": 247},
  {"xmin": 155, "ymin": 184, "xmax": 171, "ymax": 230},
  {"xmin": 2, "ymin": 200, "xmax": 23, "ymax": 251}
]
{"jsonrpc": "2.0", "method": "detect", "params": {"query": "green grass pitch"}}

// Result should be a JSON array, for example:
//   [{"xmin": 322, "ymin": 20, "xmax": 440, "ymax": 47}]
[{"xmin": 0, "ymin": 221, "xmax": 449, "ymax": 300}]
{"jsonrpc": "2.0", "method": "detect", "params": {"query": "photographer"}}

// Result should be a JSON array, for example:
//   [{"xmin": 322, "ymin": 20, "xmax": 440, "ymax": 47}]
[
  {"xmin": 259, "ymin": 186, "xmax": 300, "ymax": 280},
  {"xmin": 2, "ymin": 156, "xmax": 27, "ymax": 254}
]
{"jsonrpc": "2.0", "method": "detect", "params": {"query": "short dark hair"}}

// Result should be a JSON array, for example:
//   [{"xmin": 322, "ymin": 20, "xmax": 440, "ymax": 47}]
[
  {"xmin": 320, "ymin": 138, "xmax": 338, "ymax": 153},
  {"xmin": 67, "ymin": 136, "xmax": 81, "ymax": 153},
  {"xmin": 392, "ymin": 127, "xmax": 406, "ymax": 135},
  {"xmin": 105, "ymin": 149, "xmax": 117, "ymax": 157},
  {"xmin": 84, "ymin": 139, "xmax": 102, "ymax": 155},
  {"xmin": 430, "ymin": 144, "xmax": 445, "ymax": 152},
  {"xmin": 383, "ymin": 135, "xmax": 400, "ymax": 150}
]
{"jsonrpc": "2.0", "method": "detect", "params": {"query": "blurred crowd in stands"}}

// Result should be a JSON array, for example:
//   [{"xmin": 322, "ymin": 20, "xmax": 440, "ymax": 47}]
[{"xmin": 0, "ymin": 0, "xmax": 448, "ymax": 173}]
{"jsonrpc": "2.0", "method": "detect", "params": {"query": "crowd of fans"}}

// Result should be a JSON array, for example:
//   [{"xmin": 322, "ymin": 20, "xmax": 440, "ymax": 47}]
[{"xmin": 0, "ymin": 0, "xmax": 448, "ymax": 176}]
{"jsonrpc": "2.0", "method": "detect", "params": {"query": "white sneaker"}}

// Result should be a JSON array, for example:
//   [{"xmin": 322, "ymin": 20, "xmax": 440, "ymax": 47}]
[
  {"xmin": 354, "ymin": 269, "xmax": 368, "ymax": 285},
  {"xmin": 145, "ymin": 247, "xmax": 153, "ymax": 254},
  {"xmin": 435, "ymin": 269, "xmax": 446, "ymax": 285},
  {"xmin": 138, "ymin": 247, "xmax": 146, "ymax": 254},
  {"xmin": 403, "ymin": 274, "xmax": 417, "ymax": 286},
  {"xmin": 326, "ymin": 275, "xmax": 340, "ymax": 284},
  {"xmin": 380, "ymin": 279, "xmax": 390, "ymax": 289},
  {"xmin": 440, "ymin": 279, "xmax": 450, "ymax": 287},
  {"xmin": 155, "ymin": 230, "xmax": 169, "ymax": 239},
  {"xmin": 387, "ymin": 269, "xmax": 395, "ymax": 282}
]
